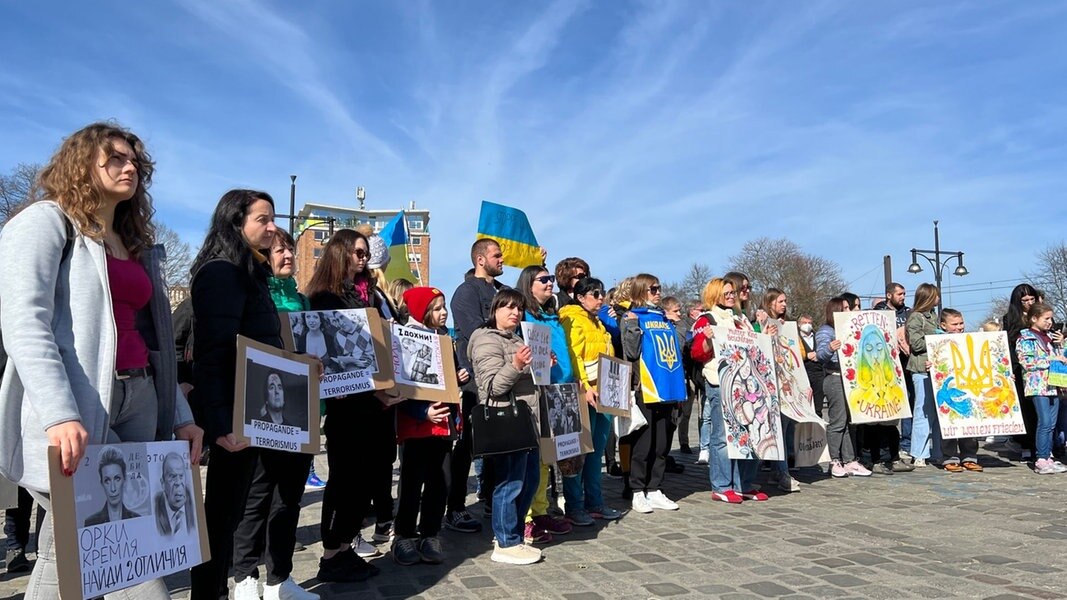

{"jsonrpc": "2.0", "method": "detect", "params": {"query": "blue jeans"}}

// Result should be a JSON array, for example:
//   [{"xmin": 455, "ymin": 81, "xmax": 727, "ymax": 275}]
[
  {"xmin": 564, "ymin": 408, "xmax": 612, "ymax": 512},
  {"xmin": 909, "ymin": 373, "xmax": 941, "ymax": 461},
  {"xmin": 706, "ymin": 384, "xmax": 758, "ymax": 492},
  {"xmin": 489, "ymin": 449, "xmax": 540, "ymax": 548},
  {"xmin": 1054, "ymin": 399, "xmax": 1067, "ymax": 453},
  {"xmin": 1032, "ymin": 395, "xmax": 1060, "ymax": 460},
  {"xmin": 699, "ymin": 384, "xmax": 713, "ymax": 452}
]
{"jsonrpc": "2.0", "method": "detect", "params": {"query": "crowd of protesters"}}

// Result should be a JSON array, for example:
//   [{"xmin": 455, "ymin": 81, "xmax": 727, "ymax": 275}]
[{"xmin": 0, "ymin": 122, "xmax": 1063, "ymax": 598}]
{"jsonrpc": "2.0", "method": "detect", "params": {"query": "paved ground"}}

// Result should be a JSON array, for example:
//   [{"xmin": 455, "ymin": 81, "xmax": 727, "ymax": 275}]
[{"xmin": 4, "ymin": 425, "xmax": 1067, "ymax": 599}]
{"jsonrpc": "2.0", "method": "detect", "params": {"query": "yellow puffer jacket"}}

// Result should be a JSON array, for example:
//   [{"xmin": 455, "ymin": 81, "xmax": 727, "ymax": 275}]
[{"xmin": 559, "ymin": 304, "xmax": 614, "ymax": 391}]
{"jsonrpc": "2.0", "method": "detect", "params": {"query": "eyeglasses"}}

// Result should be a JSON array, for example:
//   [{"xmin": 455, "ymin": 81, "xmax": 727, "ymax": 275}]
[
  {"xmin": 723, "ymin": 291, "xmax": 737, "ymax": 297},
  {"xmin": 353, "ymin": 249, "xmax": 368, "ymax": 259},
  {"xmin": 571, "ymin": 272, "xmax": 587, "ymax": 281},
  {"xmin": 649, "ymin": 285, "xmax": 662, "ymax": 294},
  {"xmin": 535, "ymin": 275, "xmax": 556, "ymax": 284},
  {"xmin": 586, "ymin": 290, "xmax": 604, "ymax": 299}
]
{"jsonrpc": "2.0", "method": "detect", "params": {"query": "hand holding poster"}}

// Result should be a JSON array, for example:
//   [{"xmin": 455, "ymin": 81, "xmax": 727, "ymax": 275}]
[
  {"xmin": 388, "ymin": 322, "xmax": 461, "ymax": 403},
  {"xmin": 281, "ymin": 309, "xmax": 394, "ymax": 398},
  {"xmin": 234, "ymin": 336, "xmax": 320, "ymax": 454},
  {"xmin": 521, "ymin": 321, "xmax": 552, "ymax": 385},
  {"xmin": 710, "ymin": 327, "xmax": 785, "ymax": 461},
  {"xmin": 538, "ymin": 383, "xmax": 593, "ymax": 463},
  {"xmin": 48, "ymin": 441, "xmax": 209, "ymax": 600},
  {"xmin": 833, "ymin": 310, "xmax": 911, "ymax": 423},
  {"xmin": 773, "ymin": 322, "xmax": 828, "ymax": 467},
  {"xmin": 595, "ymin": 354, "xmax": 632, "ymax": 417},
  {"xmin": 926, "ymin": 331, "xmax": 1025, "ymax": 439}
]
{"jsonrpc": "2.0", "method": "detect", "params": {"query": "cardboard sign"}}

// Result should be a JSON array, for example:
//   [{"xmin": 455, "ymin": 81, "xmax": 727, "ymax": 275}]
[
  {"xmin": 387, "ymin": 323, "xmax": 460, "ymax": 403},
  {"xmin": 595, "ymin": 354, "xmax": 632, "ymax": 417},
  {"xmin": 833, "ymin": 310, "xmax": 911, "ymax": 423},
  {"xmin": 537, "ymin": 383, "xmax": 593, "ymax": 464},
  {"xmin": 710, "ymin": 326, "xmax": 785, "ymax": 461},
  {"xmin": 926, "ymin": 331, "xmax": 1026, "ymax": 439},
  {"xmin": 521, "ymin": 322, "xmax": 552, "ymax": 385},
  {"xmin": 234, "ymin": 336, "xmax": 321, "ymax": 454},
  {"xmin": 281, "ymin": 308, "xmax": 394, "ymax": 397},
  {"xmin": 49, "ymin": 441, "xmax": 209, "ymax": 600}
]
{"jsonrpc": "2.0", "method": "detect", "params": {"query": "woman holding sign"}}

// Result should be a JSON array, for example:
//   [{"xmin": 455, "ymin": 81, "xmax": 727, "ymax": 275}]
[
  {"xmin": 0, "ymin": 123, "xmax": 201, "ymax": 600},
  {"xmin": 560, "ymin": 276, "xmax": 622, "ymax": 522},
  {"xmin": 189, "ymin": 190, "xmax": 316, "ymax": 600}
]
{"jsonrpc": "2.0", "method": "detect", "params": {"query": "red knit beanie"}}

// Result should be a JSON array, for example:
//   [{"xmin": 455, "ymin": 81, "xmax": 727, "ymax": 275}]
[{"xmin": 404, "ymin": 287, "xmax": 445, "ymax": 324}]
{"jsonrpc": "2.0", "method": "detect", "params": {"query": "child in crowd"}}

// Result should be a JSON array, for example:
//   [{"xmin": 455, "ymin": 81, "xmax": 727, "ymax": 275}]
[
  {"xmin": 937, "ymin": 309, "xmax": 983, "ymax": 473},
  {"xmin": 1015, "ymin": 302, "xmax": 1067, "ymax": 474}
]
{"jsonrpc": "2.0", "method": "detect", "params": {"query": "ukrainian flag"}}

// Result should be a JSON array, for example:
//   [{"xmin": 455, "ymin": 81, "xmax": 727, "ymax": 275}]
[
  {"xmin": 380, "ymin": 211, "xmax": 419, "ymax": 283},
  {"xmin": 476, "ymin": 201, "xmax": 542, "ymax": 268}
]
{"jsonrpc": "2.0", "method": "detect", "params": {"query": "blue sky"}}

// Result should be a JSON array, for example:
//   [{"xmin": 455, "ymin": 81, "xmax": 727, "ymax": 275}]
[{"xmin": 3, "ymin": 1, "xmax": 1066, "ymax": 321}]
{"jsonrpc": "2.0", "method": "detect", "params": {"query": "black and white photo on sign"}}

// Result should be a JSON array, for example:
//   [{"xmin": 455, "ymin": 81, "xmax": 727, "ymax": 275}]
[
  {"xmin": 65, "ymin": 441, "xmax": 204, "ymax": 600},
  {"xmin": 287, "ymin": 308, "xmax": 381, "ymax": 397},
  {"xmin": 540, "ymin": 384, "xmax": 582, "ymax": 438},
  {"xmin": 598, "ymin": 357, "xmax": 630, "ymax": 410},
  {"xmin": 391, "ymin": 323, "xmax": 446, "ymax": 389},
  {"xmin": 242, "ymin": 346, "xmax": 311, "ymax": 451}
]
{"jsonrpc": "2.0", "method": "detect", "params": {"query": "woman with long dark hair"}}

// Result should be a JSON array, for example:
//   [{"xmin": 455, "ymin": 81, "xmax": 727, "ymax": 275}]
[
  {"xmin": 306, "ymin": 229, "xmax": 389, "ymax": 583},
  {"xmin": 188, "ymin": 190, "xmax": 315, "ymax": 600},
  {"xmin": 1004, "ymin": 283, "xmax": 1040, "ymax": 460},
  {"xmin": 0, "ymin": 122, "xmax": 200, "ymax": 600}
]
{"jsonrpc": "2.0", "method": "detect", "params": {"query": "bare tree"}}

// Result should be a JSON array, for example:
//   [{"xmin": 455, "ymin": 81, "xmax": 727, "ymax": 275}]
[
  {"xmin": 728, "ymin": 237, "xmax": 845, "ymax": 320},
  {"xmin": 0, "ymin": 163, "xmax": 41, "ymax": 225},
  {"xmin": 1026, "ymin": 243, "xmax": 1067, "ymax": 319},
  {"xmin": 680, "ymin": 263, "xmax": 714, "ymax": 305},
  {"xmin": 156, "ymin": 223, "xmax": 194, "ymax": 290},
  {"xmin": 981, "ymin": 296, "xmax": 1010, "ymax": 328}
]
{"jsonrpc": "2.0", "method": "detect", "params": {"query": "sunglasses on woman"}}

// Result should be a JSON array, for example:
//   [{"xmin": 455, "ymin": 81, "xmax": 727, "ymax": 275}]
[
  {"xmin": 535, "ymin": 275, "xmax": 556, "ymax": 284},
  {"xmin": 649, "ymin": 285, "xmax": 662, "ymax": 294},
  {"xmin": 353, "ymin": 249, "xmax": 368, "ymax": 259},
  {"xmin": 584, "ymin": 290, "xmax": 604, "ymax": 299}
]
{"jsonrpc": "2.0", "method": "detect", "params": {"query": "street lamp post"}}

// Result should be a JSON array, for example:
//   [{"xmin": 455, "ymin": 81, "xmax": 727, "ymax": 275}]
[
  {"xmin": 907, "ymin": 220, "xmax": 969, "ymax": 314},
  {"xmin": 288, "ymin": 175, "xmax": 297, "ymax": 234}
]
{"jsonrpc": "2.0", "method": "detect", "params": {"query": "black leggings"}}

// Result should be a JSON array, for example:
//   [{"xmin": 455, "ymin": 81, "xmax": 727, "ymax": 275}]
[
  {"xmin": 628, "ymin": 402, "xmax": 676, "ymax": 492},
  {"xmin": 396, "ymin": 437, "xmax": 451, "ymax": 538}
]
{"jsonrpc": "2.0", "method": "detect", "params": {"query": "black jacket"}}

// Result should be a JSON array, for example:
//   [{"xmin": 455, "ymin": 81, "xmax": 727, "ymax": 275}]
[
  {"xmin": 449, "ymin": 277, "xmax": 504, "ymax": 374},
  {"xmin": 191, "ymin": 259, "xmax": 282, "ymax": 442}
]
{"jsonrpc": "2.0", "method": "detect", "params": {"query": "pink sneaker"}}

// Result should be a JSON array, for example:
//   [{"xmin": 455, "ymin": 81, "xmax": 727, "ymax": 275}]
[
  {"xmin": 523, "ymin": 521, "xmax": 553, "ymax": 544},
  {"xmin": 532, "ymin": 514, "xmax": 572, "ymax": 535},
  {"xmin": 846, "ymin": 461, "xmax": 872, "ymax": 477},
  {"xmin": 830, "ymin": 461, "xmax": 849, "ymax": 478}
]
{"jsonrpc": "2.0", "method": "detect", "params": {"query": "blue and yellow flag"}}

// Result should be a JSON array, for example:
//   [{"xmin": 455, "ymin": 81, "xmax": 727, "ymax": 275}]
[
  {"xmin": 380, "ymin": 211, "xmax": 419, "ymax": 283},
  {"xmin": 632, "ymin": 307, "xmax": 687, "ymax": 404},
  {"xmin": 476, "ymin": 201, "xmax": 542, "ymax": 268}
]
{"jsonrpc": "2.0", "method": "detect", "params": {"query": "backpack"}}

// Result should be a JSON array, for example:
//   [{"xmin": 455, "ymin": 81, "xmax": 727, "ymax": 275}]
[
  {"xmin": 0, "ymin": 217, "xmax": 75, "ymax": 379},
  {"xmin": 688, "ymin": 311, "xmax": 718, "ymax": 388}
]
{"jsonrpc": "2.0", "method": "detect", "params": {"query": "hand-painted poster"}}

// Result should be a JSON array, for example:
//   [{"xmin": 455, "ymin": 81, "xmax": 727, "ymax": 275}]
[
  {"xmin": 388, "ymin": 323, "xmax": 461, "ymax": 403},
  {"xmin": 926, "ymin": 331, "xmax": 1025, "ymax": 439},
  {"xmin": 234, "ymin": 336, "xmax": 321, "ymax": 454},
  {"xmin": 773, "ymin": 322, "xmax": 827, "ymax": 467},
  {"xmin": 538, "ymin": 383, "xmax": 593, "ymax": 464},
  {"xmin": 833, "ymin": 310, "xmax": 911, "ymax": 424},
  {"xmin": 711, "ymin": 327, "xmax": 784, "ymax": 461},
  {"xmin": 521, "ymin": 322, "xmax": 552, "ymax": 385},
  {"xmin": 281, "ymin": 309, "xmax": 394, "ymax": 397},
  {"xmin": 594, "ymin": 354, "xmax": 631, "ymax": 417},
  {"xmin": 48, "ymin": 441, "xmax": 209, "ymax": 600}
]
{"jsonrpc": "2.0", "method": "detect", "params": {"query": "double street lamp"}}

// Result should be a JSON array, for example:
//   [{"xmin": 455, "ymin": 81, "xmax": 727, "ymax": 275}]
[{"xmin": 907, "ymin": 220, "xmax": 969, "ymax": 314}]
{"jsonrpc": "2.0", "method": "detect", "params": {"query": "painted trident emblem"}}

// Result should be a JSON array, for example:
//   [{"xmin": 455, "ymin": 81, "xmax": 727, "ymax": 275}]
[
  {"xmin": 654, "ymin": 333, "xmax": 679, "ymax": 370},
  {"xmin": 950, "ymin": 336, "xmax": 993, "ymax": 398}
]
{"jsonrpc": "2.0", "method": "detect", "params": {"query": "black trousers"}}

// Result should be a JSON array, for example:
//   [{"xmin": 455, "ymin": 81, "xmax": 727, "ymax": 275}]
[
  {"xmin": 676, "ymin": 394, "xmax": 695, "ymax": 447},
  {"xmin": 320, "ymin": 397, "xmax": 395, "ymax": 550},
  {"xmin": 232, "ymin": 449, "xmax": 312, "ymax": 584},
  {"xmin": 4, "ymin": 487, "xmax": 45, "ymax": 551},
  {"xmin": 629, "ymin": 402, "xmax": 675, "ymax": 492},
  {"xmin": 396, "ymin": 437, "xmax": 451, "ymax": 538},
  {"xmin": 449, "ymin": 388, "xmax": 493, "ymax": 511},
  {"xmin": 941, "ymin": 437, "xmax": 979, "ymax": 462},
  {"xmin": 862, "ymin": 423, "xmax": 900, "ymax": 464},
  {"xmin": 1016, "ymin": 378, "xmax": 1037, "ymax": 452}
]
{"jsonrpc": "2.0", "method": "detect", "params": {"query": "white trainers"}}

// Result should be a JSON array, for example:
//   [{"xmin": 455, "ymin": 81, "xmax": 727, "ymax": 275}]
[
  {"xmin": 352, "ymin": 533, "xmax": 380, "ymax": 558},
  {"xmin": 263, "ymin": 577, "xmax": 318, "ymax": 600},
  {"xmin": 645, "ymin": 490, "xmax": 679, "ymax": 511},
  {"xmin": 631, "ymin": 491, "xmax": 653, "ymax": 513},
  {"xmin": 234, "ymin": 576, "xmax": 260, "ymax": 600},
  {"xmin": 696, "ymin": 449, "xmax": 709, "ymax": 465},
  {"xmin": 490, "ymin": 541, "xmax": 542, "ymax": 565},
  {"xmin": 778, "ymin": 474, "xmax": 801, "ymax": 492}
]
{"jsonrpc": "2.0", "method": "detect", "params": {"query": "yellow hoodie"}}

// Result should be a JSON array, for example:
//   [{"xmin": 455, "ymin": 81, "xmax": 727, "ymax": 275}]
[{"xmin": 559, "ymin": 304, "xmax": 614, "ymax": 391}]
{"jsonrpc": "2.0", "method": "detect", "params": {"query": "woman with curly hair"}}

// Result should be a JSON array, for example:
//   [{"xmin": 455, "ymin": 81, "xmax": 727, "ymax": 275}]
[{"xmin": 0, "ymin": 122, "xmax": 201, "ymax": 600}]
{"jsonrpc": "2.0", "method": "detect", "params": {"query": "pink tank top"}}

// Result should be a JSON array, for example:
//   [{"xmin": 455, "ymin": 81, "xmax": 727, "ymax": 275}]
[{"xmin": 107, "ymin": 254, "xmax": 152, "ymax": 371}]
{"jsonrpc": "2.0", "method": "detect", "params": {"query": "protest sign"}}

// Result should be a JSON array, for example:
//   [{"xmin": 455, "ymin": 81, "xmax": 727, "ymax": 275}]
[
  {"xmin": 234, "ymin": 336, "xmax": 320, "ymax": 454},
  {"xmin": 387, "ymin": 323, "xmax": 460, "ymax": 403},
  {"xmin": 711, "ymin": 326, "xmax": 785, "ymax": 461},
  {"xmin": 834, "ymin": 310, "xmax": 911, "ymax": 423},
  {"xmin": 281, "ymin": 308, "xmax": 394, "ymax": 398},
  {"xmin": 537, "ymin": 383, "xmax": 593, "ymax": 464},
  {"xmin": 595, "ymin": 354, "xmax": 632, "ymax": 417},
  {"xmin": 520, "ymin": 322, "xmax": 552, "ymax": 385}
]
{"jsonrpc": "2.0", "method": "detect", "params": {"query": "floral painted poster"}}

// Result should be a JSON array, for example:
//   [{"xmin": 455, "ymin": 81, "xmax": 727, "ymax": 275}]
[
  {"xmin": 772, "ymin": 322, "xmax": 822, "ymax": 423},
  {"xmin": 833, "ymin": 310, "xmax": 911, "ymax": 424},
  {"xmin": 926, "ymin": 331, "xmax": 1025, "ymax": 439},
  {"xmin": 711, "ymin": 327, "xmax": 784, "ymax": 461}
]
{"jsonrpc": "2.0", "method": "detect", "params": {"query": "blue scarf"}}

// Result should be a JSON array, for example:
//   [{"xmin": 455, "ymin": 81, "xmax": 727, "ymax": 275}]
[{"xmin": 633, "ymin": 306, "xmax": 686, "ymax": 403}]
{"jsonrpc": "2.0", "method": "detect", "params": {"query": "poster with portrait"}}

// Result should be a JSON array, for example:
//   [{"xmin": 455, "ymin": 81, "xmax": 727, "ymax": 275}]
[
  {"xmin": 520, "ymin": 321, "xmax": 552, "ymax": 385},
  {"xmin": 595, "ymin": 354, "xmax": 632, "ymax": 417},
  {"xmin": 48, "ymin": 441, "xmax": 209, "ymax": 600},
  {"xmin": 773, "ymin": 322, "xmax": 827, "ymax": 467},
  {"xmin": 833, "ymin": 310, "xmax": 911, "ymax": 423},
  {"xmin": 387, "ymin": 323, "xmax": 461, "ymax": 403},
  {"xmin": 234, "ymin": 336, "xmax": 320, "ymax": 454},
  {"xmin": 926, "ymin": 331, "xmax": 1025, "ymax": 439},
  {"xmin": 537, "ymin": 383, "xmax": 593, "ymax": 464},
  {"xmin": 281, "ymin": 308, "xmax": 394, "ymax": 398},
  {"xmin": 711, "ymin": 326, "xmax": 785, "ymax": 461}
]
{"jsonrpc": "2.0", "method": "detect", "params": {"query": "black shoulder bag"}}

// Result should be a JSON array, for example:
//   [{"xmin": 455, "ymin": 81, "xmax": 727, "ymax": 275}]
[{"xmin": 470, "ymin": 380, "xmax": 539, "ymax": 457}]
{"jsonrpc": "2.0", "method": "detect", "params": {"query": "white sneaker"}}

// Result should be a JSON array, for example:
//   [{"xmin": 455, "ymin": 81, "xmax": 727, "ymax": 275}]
[
  {"xmin": 645, "ymin": 490, "xmax": 679, "ymax": 511},
  {"xmin": 263, "ymin": 577, "xmax": 318, "ymax": 600},
  {"xmin": 696, "ymin": 449, "xmax": 709, "ymax": 465},
  {"xmin": 1052, "ymin": 460, "xmax": 1067, "ymax": 474},
  {"xmin": 490, "ymin": 540, "xmax": 542, "ymax": 565},
  {"xmin": 234, "ymin": 576, "xmax": 260, "ymax": 600},
  {"xmin": 631, "ymin": 491, "xmax": 653, "ymax": 513},
  {"xmin": 352, "ymin": 533, "xmax": 380, "ymax": 558},
  {"xmin": 778, "ymin": 474, "xmax": 801, "ymax": 492}
]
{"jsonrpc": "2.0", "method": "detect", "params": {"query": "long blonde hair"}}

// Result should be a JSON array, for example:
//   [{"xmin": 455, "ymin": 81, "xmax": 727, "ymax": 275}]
[{"xmin": 33, "ymin": 122, "xmax": 156, "ymax": 258}]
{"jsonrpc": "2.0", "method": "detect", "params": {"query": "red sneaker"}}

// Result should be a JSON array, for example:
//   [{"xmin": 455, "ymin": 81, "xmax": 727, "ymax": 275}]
[
  {"xmin": 532, "ymin": 514, "xmax": 572, "ymax": 535},
  {"xmin": 741, "ymin": 490, "xmax": 768, "ymax": 501},
  {"xmin": 523, "ymin": 521, "xmax": 553, "ymax": 544},
  {"xmin": 710, "ymin": 490, "xmax": 744, "ymax": 504}
]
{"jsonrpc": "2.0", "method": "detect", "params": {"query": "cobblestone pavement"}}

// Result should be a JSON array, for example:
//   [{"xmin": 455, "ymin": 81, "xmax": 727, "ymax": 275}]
[{"xmin": 3, "ymin": 432, "xmax": 1067, "ymax": 599}]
